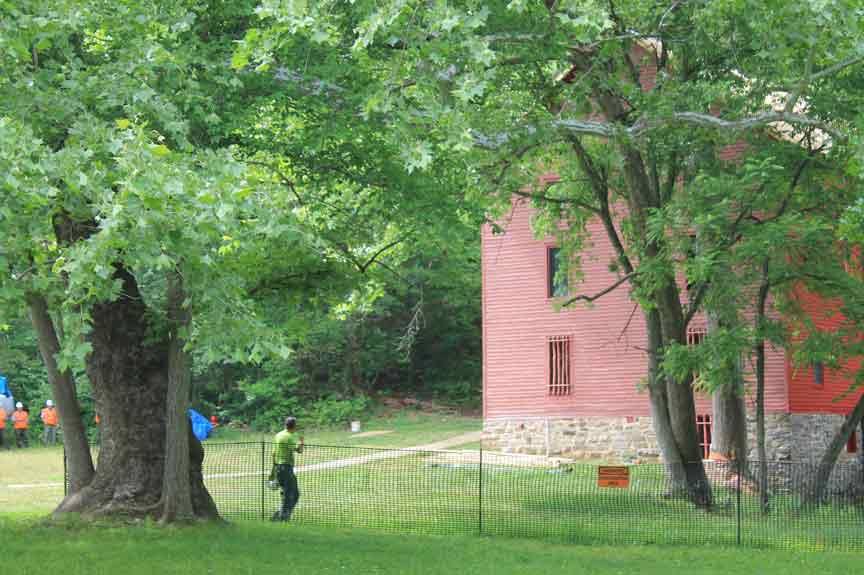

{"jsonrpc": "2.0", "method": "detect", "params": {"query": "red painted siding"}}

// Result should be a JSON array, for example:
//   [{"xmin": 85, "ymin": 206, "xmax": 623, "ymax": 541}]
[
  {"xmin": 482, "ymin": 198, "xmax": 789, "ymax": 419},
  {"xmin": 787, "ymin": 287, "xmax": 863, "ymax": 414}
]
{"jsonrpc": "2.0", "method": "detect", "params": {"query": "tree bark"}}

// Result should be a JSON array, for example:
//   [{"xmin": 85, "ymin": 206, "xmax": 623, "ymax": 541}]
[
  {"xmin": 805, "ymin": 393, "xmax": 864, "ymax": 504},
  {"xmin": 646, "ymin": 309, "xmax": 688, "ymax": 492},
  {"xmin": 755, "ymin": 260, "xmax": 770, "ymax": 512},
  {"xmin": 54, "ymin": 265, "xmax": 217, "ymax": 520},
  {"xmin": 161, "ymin": 272, "xmax": 194, "ymax": 522},
  {"xmin": 559, "ymin": 46, "xmax": 712, "ymax": 507},
  {"xmin": 656, "ymin": 282, "xmax": 713, "ymax": 507},
  {"xmin": 708, "ymin": 313, "xmax": 749, "ymax": 470},
  {"xmin": 26, "ymin": 291, "xmax": 95, "ymax": 494},
  {"xmin": 710, "ymin": 383, "xmax": 748, "ymax": 461}
]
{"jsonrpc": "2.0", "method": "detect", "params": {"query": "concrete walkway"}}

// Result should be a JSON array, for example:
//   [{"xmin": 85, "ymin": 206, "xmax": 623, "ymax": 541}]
[{"xmin": 3, "ymin": 431, "xmax": 483, "ymax": 488}]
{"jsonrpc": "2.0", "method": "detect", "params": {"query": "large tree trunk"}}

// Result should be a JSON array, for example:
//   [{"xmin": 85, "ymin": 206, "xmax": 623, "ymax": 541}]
[
  {"xmin": 26, "ymin": 291, "xmax": 95, "ymax": 494},
  {"xmin": 646, "ymin": 309, "xmax": 688, "ymax": 491},
  {"xmin": 708, "ymin": 313, "xmax": 749, "ymax": 469},
  {"xmin": 755, "ymin": 261, "xmax": 770, "ymax": 512},
  {"xmin": 656, "ymin": 285, "xmax": 713, "ymax": 508},
  {"xmin": 805, "ymin": 393, "xmax": 864, "ymax": 504},
  {"xmin": 161, "ymin": 272, "xmax": 194, "ymax": 522},
  {"xmin": 561, "ymin": 49, "xmax": 711, "ymax": 507},
  {"xmin": 711, "ymin": 386, "xmax": 748, "ymax": 461},
  {"xmin": 54, "ymin": 265, "xmax": 217, "ymax": 520}
]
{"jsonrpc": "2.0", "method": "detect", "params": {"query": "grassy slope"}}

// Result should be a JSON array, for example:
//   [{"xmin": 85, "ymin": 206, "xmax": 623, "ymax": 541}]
[{"xmin": 3, "ymin": 518, "xmax": 860, "ymax": 575}]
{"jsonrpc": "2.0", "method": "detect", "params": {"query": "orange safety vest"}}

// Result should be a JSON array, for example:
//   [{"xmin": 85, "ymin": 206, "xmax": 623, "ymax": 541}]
[
  {"xmin": 0, "ymin": 408, "xmax": 6, "ymax": 429},
  {"xmin": 42, "ymin": 407, "xmax": 58, "ymax": 427},
  {"xmin": 12, "ymin": 410, "xmax": 29, "ymax": 430}
]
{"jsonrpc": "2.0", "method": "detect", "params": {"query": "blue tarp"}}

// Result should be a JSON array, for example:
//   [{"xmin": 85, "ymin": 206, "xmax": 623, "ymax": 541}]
[
  {"xmin": 188, "ymin": 408, "xmax": 213, "ymax": 441},
  {"xmin": 0, "ymin": 375, "xmax": 8, "ymax": 397}
]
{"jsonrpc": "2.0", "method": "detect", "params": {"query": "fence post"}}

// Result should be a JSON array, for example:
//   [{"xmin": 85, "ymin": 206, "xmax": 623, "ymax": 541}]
[
  {"xmin": 63, "ymin": 447, "xmax": 67, "ymax": 497},
  {"xmin": 478, "ymin": 446, "xmax": 483, "ymax": 536},
  {"xmin": 261, "ymin": 441, "xmax": 266, "ymax": 521},
  {"xmin": 736, "ymin": 457, "xmax": 742, "ymax": 546}
]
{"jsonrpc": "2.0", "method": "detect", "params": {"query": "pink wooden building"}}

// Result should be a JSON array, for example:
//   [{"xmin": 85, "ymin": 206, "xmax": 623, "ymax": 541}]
[{"xmin": 481, "ymin": 197, "xmax": 864, "ymax": 462}]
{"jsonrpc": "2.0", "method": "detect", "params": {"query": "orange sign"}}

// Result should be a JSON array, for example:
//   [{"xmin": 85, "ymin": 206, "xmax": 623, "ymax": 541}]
[{"xmin": 597, "ymin": 466, "xmax": 630, "ymax": 488}]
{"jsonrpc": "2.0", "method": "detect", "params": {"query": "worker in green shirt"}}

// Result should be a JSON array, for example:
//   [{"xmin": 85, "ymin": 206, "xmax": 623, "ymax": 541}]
[{"xmin": 270, "ymin": 416, "xmax": 304, "ymax": 521}]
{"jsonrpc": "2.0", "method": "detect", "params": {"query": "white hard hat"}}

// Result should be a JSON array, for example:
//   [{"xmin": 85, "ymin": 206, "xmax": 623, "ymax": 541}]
[
  {"xmin": 16, "ymin": 402, "xmax": 23, "ymax": 409},
  {"xmin": 46, "ymin": 400, "xmax": 54, "ymax": 407}
]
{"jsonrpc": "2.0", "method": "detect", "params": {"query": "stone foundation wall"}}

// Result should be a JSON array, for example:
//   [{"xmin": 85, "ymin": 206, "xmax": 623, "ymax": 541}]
[
  {"xmin": 483, "ymin": 416, "xmax": 659, "ymax": 463},
  {"xmin": 484, "ymin": 413, "xmax": 861, "ymax": 465}
]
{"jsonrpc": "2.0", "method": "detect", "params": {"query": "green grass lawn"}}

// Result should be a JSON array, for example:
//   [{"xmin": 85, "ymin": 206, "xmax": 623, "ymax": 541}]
[
  {"xmin": 2, "ymin": 517, "xmax": 860, "ymax": 575},
  {"xmin": 0, "ymin": 411, "xmax": 479, "ymax": 515},
  {"xmin": 203, "ymin": 448, "xmax": 864, "ymax": 551},
  {"xmin": 0, "ymin": 445, "xmax": 67, "ymax": 513},
  {"xmin": 5, "ymin": 414, "xmax": 863, "ymax": 553},
  {"xmin": 209, "ymin": 411, "xmax": 479, "ymax": 447}
]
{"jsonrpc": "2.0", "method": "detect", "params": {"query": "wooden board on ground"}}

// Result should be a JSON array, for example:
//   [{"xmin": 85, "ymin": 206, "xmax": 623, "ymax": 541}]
[{"xmin": 597, "ymin": 465, "xmax": 630, "ymax": 488}]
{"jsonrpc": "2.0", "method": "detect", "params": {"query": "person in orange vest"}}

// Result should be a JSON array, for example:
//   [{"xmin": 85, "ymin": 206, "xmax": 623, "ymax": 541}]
[
  {"xmin": 41, "ymin": 400, "xmax": 59, "ymax": 445},
  {"xmin": 12, "ymin": 402, "xmax": 29, "ymax": 448},
  {"xmin": 0, "ymin": 403, "xmax": 6, "ymax": 450},
  {"xmin": 210, "ymin": 415, "xmax": 219, "ymax": 427}
]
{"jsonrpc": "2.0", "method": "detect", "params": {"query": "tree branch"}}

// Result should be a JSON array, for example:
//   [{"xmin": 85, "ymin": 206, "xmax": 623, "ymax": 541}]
[
  {"xmin": 552, "ymin": 110, "xmax": 843, "ymax": 142},
  {"xmin": 633, "ymin": 111, "xmax": 842, "ymax": 141},
  {"xmin": 246, "ymin": 160, "xmax": 304, "ymax": 206},
  {"xmin": 566, "ymin": 135, "xmax": 635, "ymax": 276},
  {"xmin": 356, "ymin": 236, "xmax": 409, "ymax": 273},
  {"xmin": 617, "ymin": 303, "xmax": 640, "ymax": 343},
  {"xmin": 785, "ymin": 44, "xmax": 816, "ymax": 115},
  {"xmin": 561, "ymin": 272, "xmax": 635, "ymax": 307},
  {"xmin": 511, "ymin": 188, "xmax": 601, "ymax": 214},
  {"xmin": 811, "ymin": 54, "xmax": 864, "ymax": 83}
]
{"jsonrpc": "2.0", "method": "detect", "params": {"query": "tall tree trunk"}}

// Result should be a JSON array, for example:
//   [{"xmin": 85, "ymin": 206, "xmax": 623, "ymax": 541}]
[
  {"xmin": 26, "ymin": 291, "xmax": 95, "ymax": 495},
  {"xmin": 708, "ymin": 314, "xmax": 749, "ymax": 470},
  {"xmin": 646, "ymin": 309, "xmax": 688, "ymax": 491},
  {"xmin": 711, "ymin": 385, "xmax": 748, "ymax": 461},
  {"xmin": 161, "ymin": 272, "xmax": 194, "ymax": 522},
  {"xmin": 54, "ymin": 265, "xmax": 217, "ymax": 519},
  {"xmin": 755, "ymin": 260, "xmax": 770, "ymax": 512},
  {"xmin": 657, "ymin": 285, "xmax": 713, "ymax": 508},
  {"xmin": 561, "ymin": 55, "xmax": 711, "ymax": 506},
  {"xmin": 805, "ymin": 394, "xmax": 864, "ymax": 504}
]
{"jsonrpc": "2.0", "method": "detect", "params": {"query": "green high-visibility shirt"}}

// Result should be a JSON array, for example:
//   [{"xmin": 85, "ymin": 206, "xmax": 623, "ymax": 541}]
[{"xmin": 272, "ymin": 430, "xmax": 298, "ymax": 466}]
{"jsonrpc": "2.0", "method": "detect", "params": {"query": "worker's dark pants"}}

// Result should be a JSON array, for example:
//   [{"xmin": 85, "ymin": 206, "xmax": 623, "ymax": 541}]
[
  {"xmin": 0, "ymin": 428, "xmax": 4, "ymax": 449},
  {"xmin": 15, "ymin": 429, "xmax": 28, "ymax": 448},
  {"xmin": 273, "ymin": 464, "xmax": 300, "ymax": 521},
  {"xmin": 43, "ymin": 425, "xmax": 57, "ymax": 445}
]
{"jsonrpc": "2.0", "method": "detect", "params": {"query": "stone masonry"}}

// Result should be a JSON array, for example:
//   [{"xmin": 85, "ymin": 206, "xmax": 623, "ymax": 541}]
[
  {"xmin": 483, "ymin": 416, "xmax": 659, "ymax": 462},
  {"xmin": 484, "ymin": 413, "xmax": 862, "ymax": 464}
]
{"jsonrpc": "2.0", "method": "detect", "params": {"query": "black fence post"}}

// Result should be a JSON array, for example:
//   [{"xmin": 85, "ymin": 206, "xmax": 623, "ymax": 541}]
[
  {"xmin": 478, "ymin": 446, "xmax": 483, "ymax": 536},
  {"xmin": 63, "ymin": 447, "xmax": 67, "ymax": 497},
  {"xmin": 736, "ymin": 458, "xmax": 742, "ymax": 546},
  {"xmin": 261, "ymin": 441, "xmax": 266, "ymax": 521}
]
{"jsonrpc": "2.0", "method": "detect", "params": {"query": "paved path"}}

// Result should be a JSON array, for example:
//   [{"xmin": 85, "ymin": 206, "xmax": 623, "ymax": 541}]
[{"xmin": 3, "ymin": 431, "xmax": 483, "ymax": 488}]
